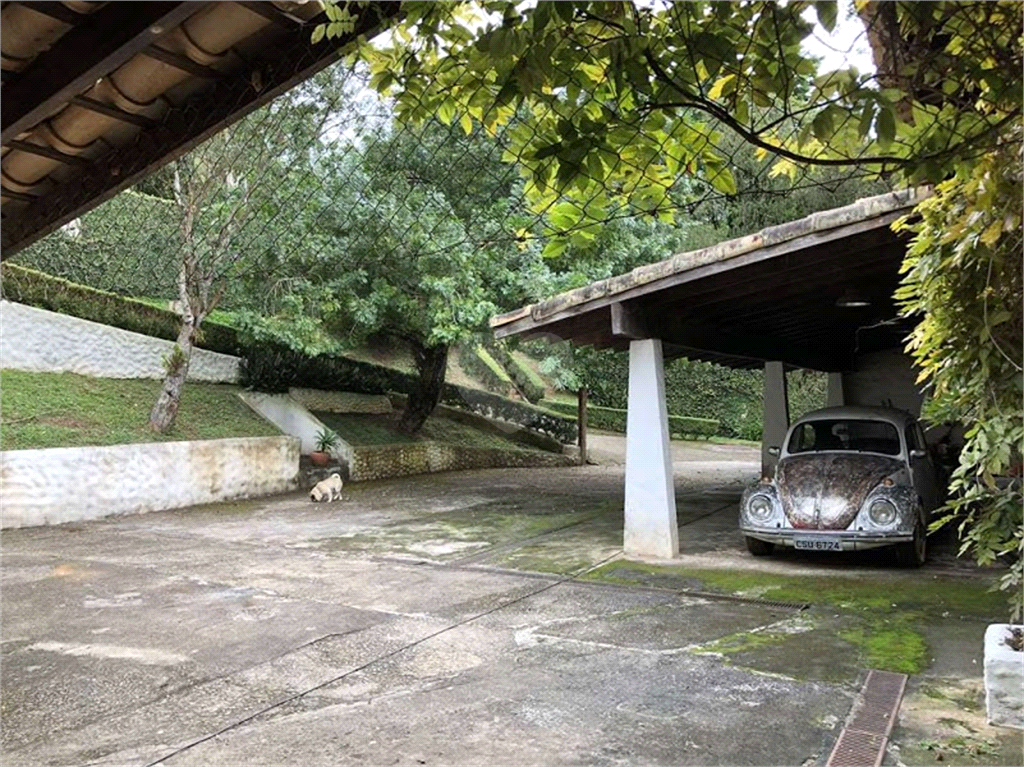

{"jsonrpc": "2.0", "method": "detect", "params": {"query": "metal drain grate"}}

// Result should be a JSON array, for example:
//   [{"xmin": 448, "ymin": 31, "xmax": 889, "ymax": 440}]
[
  {"xmin": 849, "ymin": 669, "xmax": 907, "ymax": 736},
  {"xmin": 826, "ymin": 669, "xmax": 908, "ymax": 767},
  {"xmin": 827, "ymin": 729, "xmax": 885, "ymax": 767},
  {"xmin": 681, "ymin": 589, "xmax": 810, "ymax": 610}
]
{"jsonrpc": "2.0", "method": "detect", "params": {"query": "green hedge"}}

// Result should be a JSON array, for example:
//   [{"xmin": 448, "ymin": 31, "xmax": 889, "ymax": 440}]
[
  {"xmin": 570, "ymin": 347, "xmax": 826, "ymax": 441},
  {"xmin": 458, "ymin": 345, "xmax": 515, "ymax": 397},
  {"xmin": 540, "ymin": 399, "xmax": 718, "ymax": 440},
  {"xmin": 490, "ymin": 344, "xmax": 546, "ymax": 403},
  {"xmin": 1, "ymin": 263, "xmax": 242, "ymax": 355},
  {"xmin": 242, "ymin": 343, "xmax": 578, "ymax": 444},
  {"xmin": 12, "ymin": 189, "xmax": 181, "ymax": 298}
]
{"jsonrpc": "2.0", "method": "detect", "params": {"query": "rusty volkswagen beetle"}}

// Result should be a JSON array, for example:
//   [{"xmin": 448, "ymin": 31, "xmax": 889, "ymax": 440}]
[{"xmin": 740, "ymin": 406, "xmax": 942, "ymax": 567}]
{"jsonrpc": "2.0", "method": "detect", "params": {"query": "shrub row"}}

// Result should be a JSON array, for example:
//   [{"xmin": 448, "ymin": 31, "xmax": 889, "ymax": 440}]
[
  {"xmin": 242, "ymin": 343, "xmax": 578, "ymax": 444},
  {"xmin": 540, "ymin": 399, "xmax": 719, "ymax": 440},
  {"xmin": 1, "ymin": 263, "xmax": 242, "ymax": 355},
  {"xmin": 458, "ymin": 345, "xmax": 515, "ymax": 397},
  {"xmin": 489, "ymin": 344, "xmax": 546, "ymax": 403},
  {"xmin": 570, "ymin": 347, "xmax": 825, "ymax": 441}
]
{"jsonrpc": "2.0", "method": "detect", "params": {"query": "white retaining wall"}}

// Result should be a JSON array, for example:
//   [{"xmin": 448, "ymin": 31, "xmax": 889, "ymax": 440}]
[
  {"xmin": 0, "ymin": 301, "xmax": 240, "ymax": 382},
  {"xmin": 238, "ymin": 391, "xmax": 352, "ymax": 462},
  {"xmin": 0, "ymin": 436, "xmax": 299, "ymax": 529}
]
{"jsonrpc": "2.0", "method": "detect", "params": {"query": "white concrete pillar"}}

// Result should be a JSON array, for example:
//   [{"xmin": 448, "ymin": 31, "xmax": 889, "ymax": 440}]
[
  {"xmin": 762, "ymin": 361, "xmax": 790, "ymax": 474},
  {"xmin": 624, "ymin": 338, "xmax": 678, "ymax": 559},
  {"xmin": 826, "ymin": 372, "xmax": 844, "ymax": 407}
]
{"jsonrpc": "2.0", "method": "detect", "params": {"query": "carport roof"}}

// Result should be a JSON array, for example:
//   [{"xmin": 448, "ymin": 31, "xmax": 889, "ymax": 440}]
[
  {"xmin": 491, "ymin": 189, "xmax": 928, "ymax": 373},
  {"xmin": 0, "ymin": 1, "xmax": 400, "ymax": 258}
]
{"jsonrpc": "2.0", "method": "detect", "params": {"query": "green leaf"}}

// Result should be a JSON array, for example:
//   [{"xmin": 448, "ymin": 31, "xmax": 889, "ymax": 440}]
[
  {"xmin": 533, "ymin": 1, "xmax": 554, "ymax": 32},
  {"xmin": 542, "ymin": 239, "xmax": 568, "ymax": 259},
  {"xmin": 876, "ymin": 106, "xmax": 896, "ymax": 149},
  {"xmin": 735, "ymin": 99, "xmax": 750, "ymax": 126},
  {"xmin": 710, "ymin": 168, "xmax": 737, "ymax": 196},
  {"xmin": 534, "ymin": 142, "xmax": 563, "ymax": 160},
  {"xmin": 547, "ymin": 201, "xmax": 581, "ymax": 231},
  {"xmin": 311, "ymin": 24, "xmax": 326, "ymax": 45},
  {"xmin": 814, "ymin": 1, "xmax": 838, "ymax": 33},
  {"xmin": 980, "ymin": 218, "xmax": 1003, "ymax": 246},
  {"xmin": 437, "ymin": 99, "xmax": 457, "ymax": 126},
  {"xmin": 857, "ymin": 104, "xmax": 874, "ymax": 139},
  {"xmin": 812, "ymin": 109, "xmax": 834, "ymax": 142},
  {"xmin": 707, "ymin": 73, "xmax": 737, "ymax": 100}
]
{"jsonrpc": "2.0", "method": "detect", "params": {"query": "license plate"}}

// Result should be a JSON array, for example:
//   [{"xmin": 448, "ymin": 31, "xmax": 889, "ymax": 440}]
[{"xmin": 793, "ymin": 537, "xmax": 843, "ymax": 552}]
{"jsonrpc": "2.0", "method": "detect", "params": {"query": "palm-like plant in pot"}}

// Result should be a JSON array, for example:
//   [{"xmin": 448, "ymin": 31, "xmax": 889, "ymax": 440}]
[{"xmin": 310, "ymin": 427, "xmax": 339, "ymax": 467}]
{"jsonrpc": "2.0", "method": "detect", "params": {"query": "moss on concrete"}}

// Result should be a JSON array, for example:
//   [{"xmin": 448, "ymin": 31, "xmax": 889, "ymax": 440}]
[
  {"xmin": 317, "ymin": 503, "xmax": 596, "ymax": 563},
  {"xmin": 495, "ymin": 545, "xmax": 595, "ymax": 575},
  {"xmin": 838, "ymin": 615, "xmax": 929, "ymax": 674},
  {"xmin": 581, "ymin": 562, "xmax": 1005, "ymax": 677},
  {"xmin": 581, "ymin": 561, "xmax": 1006, "ymax": 619}
]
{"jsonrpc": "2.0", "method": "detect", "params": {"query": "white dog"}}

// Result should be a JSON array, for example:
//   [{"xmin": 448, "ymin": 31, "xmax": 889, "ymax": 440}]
[{"xmin": 310, "ymin": 473, "xmax": 344, "ymax": 502}]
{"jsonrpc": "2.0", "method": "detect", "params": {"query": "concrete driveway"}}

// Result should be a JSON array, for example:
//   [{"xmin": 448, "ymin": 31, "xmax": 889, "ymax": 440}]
[{"xmin": 2, "ymin": 438, "xmax": 1018, "ymax": 766}]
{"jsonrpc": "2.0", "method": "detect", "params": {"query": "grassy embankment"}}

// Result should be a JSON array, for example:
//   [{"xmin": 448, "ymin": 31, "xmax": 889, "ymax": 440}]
[{"xmin": 0, "ymin": 370, "xmax": 279, "ymax": 450}]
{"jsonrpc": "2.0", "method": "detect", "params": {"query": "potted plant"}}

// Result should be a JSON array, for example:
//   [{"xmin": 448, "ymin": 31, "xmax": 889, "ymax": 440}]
[{"xmin": 310, "ymin": 427, "xmax": 339, "ymax": 467}]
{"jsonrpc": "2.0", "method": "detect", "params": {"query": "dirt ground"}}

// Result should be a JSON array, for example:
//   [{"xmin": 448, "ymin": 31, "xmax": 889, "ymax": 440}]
[{"xmin": 2, "ymin": 436, "xmax": 1020, "ymax": 766}]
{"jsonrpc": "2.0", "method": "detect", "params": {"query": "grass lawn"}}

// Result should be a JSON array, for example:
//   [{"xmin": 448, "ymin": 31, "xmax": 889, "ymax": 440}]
[
  {"xmin": 0, "ymin": 370, "xmax": 280, "ymax": 450},
  {"xmin": 314, "ymin": 410, "xmax": 546, "ymax": 452}
]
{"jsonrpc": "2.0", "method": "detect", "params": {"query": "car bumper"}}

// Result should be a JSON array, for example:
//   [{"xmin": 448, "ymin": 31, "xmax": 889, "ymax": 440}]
[{"xmin": 741, "ymin": 528, "xmax": 913, "ymax": 551}]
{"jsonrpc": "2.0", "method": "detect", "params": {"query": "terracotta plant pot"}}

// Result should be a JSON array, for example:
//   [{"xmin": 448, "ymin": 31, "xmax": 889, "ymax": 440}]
[{"xmin": 309, "ymin": 451, "xmax": 331, "ymax": 467}]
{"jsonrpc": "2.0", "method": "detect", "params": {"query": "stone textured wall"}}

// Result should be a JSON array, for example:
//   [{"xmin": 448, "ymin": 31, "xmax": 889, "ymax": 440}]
[
  {"xmin": 289, "ymin": 388, "xmax": 393, "ymax": 414},
  {"xmin": 0, "ymin": 436, "xmax": 299, "ymax": 529},
  {"xmin": 0, "ymin": 301, "xmax": 240, "ymax": 382},
  {"xmin": 350, "ymin": 441, "xmax": 573, "ymax": 482}
]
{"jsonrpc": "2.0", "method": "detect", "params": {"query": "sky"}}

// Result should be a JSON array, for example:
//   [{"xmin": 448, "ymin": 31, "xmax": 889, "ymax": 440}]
[{"xmin": 801, "ymin": 0, "xmax": 876, "ymax": 75}]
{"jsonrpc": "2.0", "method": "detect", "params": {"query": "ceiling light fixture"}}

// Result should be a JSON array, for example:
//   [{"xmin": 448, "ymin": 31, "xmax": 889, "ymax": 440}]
[{"xmin": 836, "ymin": 288, "xmax": 871, "ymax": 308}]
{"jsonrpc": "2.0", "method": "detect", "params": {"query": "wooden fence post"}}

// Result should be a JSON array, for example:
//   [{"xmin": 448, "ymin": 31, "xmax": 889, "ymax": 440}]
[{"xmin": 577, "ymin": 387, "xmax": 588, "ymax": 465}]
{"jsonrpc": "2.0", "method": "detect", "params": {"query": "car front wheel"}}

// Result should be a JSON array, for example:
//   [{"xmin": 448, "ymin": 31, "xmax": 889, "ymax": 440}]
[
  {"xmin": 745, "ymin": 536, "xmax": 774, "ymax": 556},
  {"xmin": 894, "ymin": 521, "xmax": 927, "ymax": 568}
]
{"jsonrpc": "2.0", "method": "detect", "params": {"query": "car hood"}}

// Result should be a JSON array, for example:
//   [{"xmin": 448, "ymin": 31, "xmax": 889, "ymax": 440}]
[{"xmin": 776, "ymin": 453, "xmax": 903, "ymax": 530}]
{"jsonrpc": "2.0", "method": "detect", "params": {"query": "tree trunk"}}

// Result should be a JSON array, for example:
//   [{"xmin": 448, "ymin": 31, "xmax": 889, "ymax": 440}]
[
  {"xmin": 398, "ymin": 343, "xmax": 448, "ymax": 435},
  {"xmin": 149, "ymin": 322, "xmax": 195, "ymax": 433}
]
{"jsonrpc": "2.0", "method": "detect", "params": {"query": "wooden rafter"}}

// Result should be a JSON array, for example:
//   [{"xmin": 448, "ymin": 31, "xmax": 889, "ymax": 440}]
[
  {"xmin": 1, "ymin": 1, "xmax": 403, "ymax": 257},
  {"xmin": 1, "ymin": 2, "xmax": 203, "ymax": 144}
]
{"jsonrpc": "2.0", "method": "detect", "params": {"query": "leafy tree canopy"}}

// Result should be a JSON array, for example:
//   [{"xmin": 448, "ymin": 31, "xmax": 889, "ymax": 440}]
[
  {"xmin": 239, "ymin": 105, "xmax": 555, "ymax": 432},
  {"xmin": 331, "ymin": 1, "xmax": 1020, "ymax": 253}
]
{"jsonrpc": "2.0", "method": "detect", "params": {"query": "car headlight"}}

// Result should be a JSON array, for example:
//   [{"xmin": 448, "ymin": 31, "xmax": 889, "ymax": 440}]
[
  {"xmin": 748, "ymin": 494, "xmax": 774, "ymax": 522},
  {"xmin": 868, "ymin": 498, "xmax": 897, "ymax": 526}
]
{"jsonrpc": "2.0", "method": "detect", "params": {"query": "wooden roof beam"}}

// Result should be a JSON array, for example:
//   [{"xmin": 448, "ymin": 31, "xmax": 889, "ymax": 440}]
[
  {"xmin": 1, "ymin": 2, "xmax": 203, "ymax": 144},
  {"xmin": 1, "ymin": 1, "xmax": 403, "ymax": 257}
]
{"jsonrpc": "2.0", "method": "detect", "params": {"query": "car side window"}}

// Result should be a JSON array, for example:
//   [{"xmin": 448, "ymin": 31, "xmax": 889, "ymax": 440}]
[
  {"xmin": 905, "ymin": 424, "xmax": 922, "ymax": 452},
  {"xmin": 788, "ymin": 423, "xmax": 816, "ymax": 452},
  {"xmin": 914, "ymin": 424, "xmax": 928, "ymax": 452}
]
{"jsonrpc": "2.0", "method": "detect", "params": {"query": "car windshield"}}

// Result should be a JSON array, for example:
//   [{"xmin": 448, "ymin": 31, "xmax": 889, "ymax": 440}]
[{"xmin": 787, "ymin": 419, "xmax": 902, "ymax": 456}]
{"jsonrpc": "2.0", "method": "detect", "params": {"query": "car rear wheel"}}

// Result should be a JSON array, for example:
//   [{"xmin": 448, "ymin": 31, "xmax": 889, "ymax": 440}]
[
  {"xmin": 894, "ymin": 521, "xmax": 927, "ymax": 568},
  {"xmin": 745, "ymin": 536, "xmax": 774, "ymax": 556}
]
